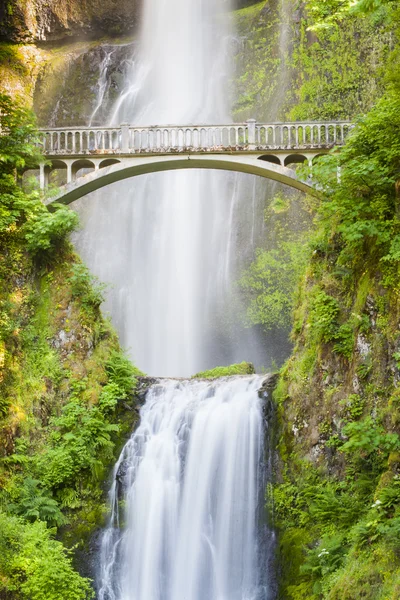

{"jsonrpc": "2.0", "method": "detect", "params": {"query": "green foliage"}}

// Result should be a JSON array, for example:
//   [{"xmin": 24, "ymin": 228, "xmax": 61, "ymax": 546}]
[
  {"xmin": 309, "ymin": 93, "xmax": 400, "ymax": 272},
  {"xmin": 0, "ymin": 93, "xmax": 42, "ymax": 173},
  {"xmin": 0, "ymin": 514, "xmax": 94, "ymax": 600},
  {"xmin": 341, "ymin": 417, "xmax": 400, "ymax": 457},
  {"xmin": 8, "ymin": 478, "xmax": 66, "ymax": 528},
  {"xmin": 69, "ymin": 262, "xmax": 106, "ymax": 309},
  {"xmin": 0, "ymin": 94, "xmax": 78, "ymax": 260},
  {"xmin": 38, "ymin": 398, "xmax": 119, "ymax": 491},
  {"xmin": 309, "ymin": 290, "xmax": 340, "ymax": 343},
  {"xmin": 333, "ymin": 322, "xmax": 355, "ymax": 358},
  {"xmin": 305, "ymin": 0, "xmax": 391, "ymax": 31},
  {"xmin": 23, "ymin": 203, "xmax": 79, "ymax": 255},
  {"xmin": 239, "ymin": 239, "xmax": 309, "ymax": 331},
  {"xmin": 192, "ymin": 361, "xmax": 255, "ymax": 379},
  {"xmin": 288, "ymin": 7, "xmax": 388, "ymax": 121},
  {"xmin": 0, "ymin": 94, "xmax": 142, "ymax": 597},
  {"xmin": 105, "ymin": 350, "xmax": 143, "ymax": 394},
  {"xmin": 339, "ymin": 394, "xmax": 366, "ymax": 420}
]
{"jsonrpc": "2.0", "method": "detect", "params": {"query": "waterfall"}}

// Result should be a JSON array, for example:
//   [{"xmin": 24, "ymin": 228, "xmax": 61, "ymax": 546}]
[
  {"xmin": 99, "ymin": 376, "xmax": 273, "ymax": 600},
  {"xmin": 73, "ymin": 0, "xmax": 267, "ymax": 377},
  {"xmin": 72, "ymin": 4, "xmax": 278, "ymax": 596}
]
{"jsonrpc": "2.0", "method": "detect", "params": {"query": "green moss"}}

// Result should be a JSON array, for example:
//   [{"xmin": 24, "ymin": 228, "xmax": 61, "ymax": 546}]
[
  {"xmin": 192, "ymin": 361, "xmax": 256, "ymax": 379},
  {"xmin": 287, "ymin": 14, "xmax": 389, "ymax": 120}
]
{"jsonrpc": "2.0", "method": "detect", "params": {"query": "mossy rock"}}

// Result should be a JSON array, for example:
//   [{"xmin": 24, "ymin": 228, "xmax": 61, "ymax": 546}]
[{"xmin": 192, "ymin": 361, "xmax": 256, "ymax": 379}]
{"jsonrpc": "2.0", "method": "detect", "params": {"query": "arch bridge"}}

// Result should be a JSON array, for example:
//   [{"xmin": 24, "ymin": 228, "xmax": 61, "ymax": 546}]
[{"xmin": 35, "ymin": 120, "xmax": 353, "ymax": 205}]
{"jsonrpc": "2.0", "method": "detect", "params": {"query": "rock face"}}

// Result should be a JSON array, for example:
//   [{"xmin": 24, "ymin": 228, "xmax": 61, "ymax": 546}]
[
  {"xmin": 0, "ymin": 0, "xmax": 258, "ymax": 43},
  {"xmin": 0, "ymin": 0, "xmax": 140, "ymax": 42},
  {"xmin": 33, "ymin": 42, "xmax": 134, "ymax": 126}
]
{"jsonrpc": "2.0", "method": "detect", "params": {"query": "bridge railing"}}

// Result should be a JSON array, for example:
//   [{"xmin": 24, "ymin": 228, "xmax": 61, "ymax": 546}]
[{"xmin": 38, "ymin": 121, "xmax": 354, "ymax": 155}]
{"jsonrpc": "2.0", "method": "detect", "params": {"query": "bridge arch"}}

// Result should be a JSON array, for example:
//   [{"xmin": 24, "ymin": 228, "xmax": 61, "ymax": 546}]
[
  {"xmin": 99, "ymin": 158, "xmax": 121, "ymax": 169},
  {"xmin": 46, "ymin": 153, "xmax": 319, "ymax": 207},
  {"xmin": 284, "ymin": 154, "xmax": 308, "ymax": 167},
  {"xmin": 258, "ymin": 154, "xmax": 282, "ymax": 166},
  {"xmin": 72, "ymin": 158, "xmax": 96, "ymax": 180}
]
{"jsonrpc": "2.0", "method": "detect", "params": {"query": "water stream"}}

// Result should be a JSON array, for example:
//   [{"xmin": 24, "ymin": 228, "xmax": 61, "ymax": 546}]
[
  {"xmin": 99, "ymin": 376, "xmax": 273, "ymax": 600},
  {"xmin": 71, "ymin": 1, "xmax": 278, "ymax": 596},
  {"xmin": 73, "ymin": 0, "xmax": 268, "ymax": 377}
]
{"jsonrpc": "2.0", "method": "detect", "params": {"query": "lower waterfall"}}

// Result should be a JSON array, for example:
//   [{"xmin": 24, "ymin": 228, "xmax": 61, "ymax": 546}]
[{"xmin": 98, "ymin": 376, "xmax": 273, "ymax": 600}]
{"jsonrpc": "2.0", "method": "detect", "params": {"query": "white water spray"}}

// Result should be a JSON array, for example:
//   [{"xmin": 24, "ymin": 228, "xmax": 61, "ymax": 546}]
[
  {"xmin": 73, "ymin": 0, "xmax": 266, "ymax": 377},
  {"xmin": 99, "ymin": 376, "xmax": 271, "ymax": 600}
]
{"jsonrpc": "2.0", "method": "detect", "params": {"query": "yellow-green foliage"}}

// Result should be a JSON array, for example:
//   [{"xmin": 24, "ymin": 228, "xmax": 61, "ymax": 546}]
[
  {"xmin": 272, "ymin": 6, "xmax": 400, "ymax": 595},
  {"xmin": 192, "ymin": 361, "xmax": 256, "ymax": 379},
  {"xmin": 0, "ymin": 95, "xmax": 142, "ymax": 598},
  {"xmin": 288, "ymin": 13, "xmax": 389, "ymax": 120}
]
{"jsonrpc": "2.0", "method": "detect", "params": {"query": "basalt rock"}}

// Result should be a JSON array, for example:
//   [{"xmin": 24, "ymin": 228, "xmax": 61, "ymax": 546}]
[{"xmin": 0, "ymin": 0, "xmax": 140, "ymax": 43}]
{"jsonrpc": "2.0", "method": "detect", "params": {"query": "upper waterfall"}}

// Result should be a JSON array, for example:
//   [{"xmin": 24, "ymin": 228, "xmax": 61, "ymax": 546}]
[
  {"xmin": 110, "ymin": 0, "xmax": 232, "ymax": 125},
  {"xmin": 73, "ymin": 0, "xmax": 267, "ymax": 377}
]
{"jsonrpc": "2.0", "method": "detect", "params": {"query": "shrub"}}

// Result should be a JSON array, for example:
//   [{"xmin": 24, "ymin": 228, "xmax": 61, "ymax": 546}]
[
  {"xmin": 8, "ymin": 478, "xmax": 66, "ymax": 528},
  {"xmin": 23, "ymin": 203, "xmax": 79, "ymax": 255},
  {"xmin": 0, "ymin": 513, "xmax": 94, "ymax": 600},
  {"xmin": 310, "ymin": 290, "xmax": 340, "ymax": 343}
]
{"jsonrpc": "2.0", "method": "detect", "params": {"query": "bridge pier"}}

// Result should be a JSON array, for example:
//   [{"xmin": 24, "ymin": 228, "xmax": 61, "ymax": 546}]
[{"xmin": 39, "ymin": 163, "xmax": 49, "ymax": 190}]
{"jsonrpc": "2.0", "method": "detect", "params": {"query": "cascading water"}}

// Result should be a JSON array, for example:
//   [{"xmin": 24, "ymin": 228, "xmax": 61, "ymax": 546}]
[
  {"xmin": 99, "ymin": 376, "xmax": 273, "ymax": 600},
  {"xmin": 69, "ymin": 2, "xmax": 278, "ymax": 596},
  {"xmin": 73, "ymin": 0, "xmax": 267, "ymax": 376}
]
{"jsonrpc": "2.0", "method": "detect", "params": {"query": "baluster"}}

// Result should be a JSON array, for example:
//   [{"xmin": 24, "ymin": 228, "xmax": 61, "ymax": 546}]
[
  {"xmin": 273, "ymin": 126, "xmax": 276, "ymax": 146},
  {"xmin": 317, "ymin": 126, "xmax": 321, "ymax": 144},
  {"xmin": 203, "ymin": 128, "xmax": 207, "ymax": 148},
  {"xmin": 295, "ymin": 126, "xmax": 299, "ymax": 146}
]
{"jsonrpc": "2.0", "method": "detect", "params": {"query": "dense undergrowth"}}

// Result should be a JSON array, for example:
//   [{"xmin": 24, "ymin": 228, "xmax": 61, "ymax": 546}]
[
  {"xmin": 0, "ymin": 94, "xmax": 142, "ymax": 599},
  {"xmin": 269, "ymin": 2, "xmax": 400, "ymax": 598}
]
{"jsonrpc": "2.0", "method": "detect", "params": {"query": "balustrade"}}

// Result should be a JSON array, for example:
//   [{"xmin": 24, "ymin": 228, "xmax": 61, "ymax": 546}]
[{"xmin": 39, "ymin": 121, "xmax": 353, "ymax": 156}]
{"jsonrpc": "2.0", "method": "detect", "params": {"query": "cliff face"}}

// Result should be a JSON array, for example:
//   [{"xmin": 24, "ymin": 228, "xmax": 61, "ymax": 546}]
[{"xmin": 0, "ymin": 0, "xmax": 140, "ymax": 42}]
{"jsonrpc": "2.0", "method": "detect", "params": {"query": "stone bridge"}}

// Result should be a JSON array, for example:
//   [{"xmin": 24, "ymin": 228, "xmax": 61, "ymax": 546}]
[{"xmin": 35, "ymin": 120, "xmax": 353, "ymax": 204}]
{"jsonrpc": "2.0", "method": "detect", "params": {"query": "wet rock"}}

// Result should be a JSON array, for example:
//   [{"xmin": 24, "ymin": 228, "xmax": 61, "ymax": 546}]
[
  {"xmin": 116, "ymin": 459, "xmax": 129, "ymax": 484},
  {"xmin": 357, "ymin": 333, "xmax": 371, "ymax": 357},
  {"xmin": 258, "ymin": 373, "xmax": 279, "ymax": 398}
]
